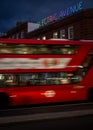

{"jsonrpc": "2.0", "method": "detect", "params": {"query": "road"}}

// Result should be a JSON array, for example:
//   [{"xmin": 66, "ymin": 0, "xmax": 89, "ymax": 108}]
[
  {"xmin": 0, "ymin": 102, "xmax": 93, "ymax": 129},
  {"xmin": 0, "ymin": 115, "xmax": 93, "ymax": 129}
]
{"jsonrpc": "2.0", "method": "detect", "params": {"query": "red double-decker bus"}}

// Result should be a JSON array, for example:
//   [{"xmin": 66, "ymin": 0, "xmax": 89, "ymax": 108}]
[{"xmin": 0, "ymin": 38, "xmax": 93, "ymax": 108}]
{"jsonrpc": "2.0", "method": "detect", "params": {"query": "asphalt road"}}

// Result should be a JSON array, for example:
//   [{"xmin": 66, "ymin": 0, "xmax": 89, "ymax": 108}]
[
  {"xmin": 0, "ymin": 115, "xmax": 93, "ymax": 130},
  {"xmin": 0, "ymin": 102, "xmax": 93, "ymax": 129}
]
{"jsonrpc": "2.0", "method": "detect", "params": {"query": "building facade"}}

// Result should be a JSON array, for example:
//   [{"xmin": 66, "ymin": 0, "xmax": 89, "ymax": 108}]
[
  {"xmin": 6, "ymin": 22, "xmax": 39, "ymax": 39},
  {"xmin": 3, "ymin": 9, "xmax": 93, "ymax": 40},
  {"xmin": 27, "ymin": 9, "xmax": 93, "ymax": 40}
]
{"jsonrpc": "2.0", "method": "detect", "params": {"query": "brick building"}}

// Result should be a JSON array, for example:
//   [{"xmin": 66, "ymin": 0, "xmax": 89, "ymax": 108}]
[
  {"xmin": 4, "ymin": 9, "xmax": 93, "ymax": 40},
  {"xmin": 6, "ymin": 22, "xmax": 39, "ymax": 39},
  {"xmin": 27, "ymin": 9, "xmax": 93, "ymax": 40}
]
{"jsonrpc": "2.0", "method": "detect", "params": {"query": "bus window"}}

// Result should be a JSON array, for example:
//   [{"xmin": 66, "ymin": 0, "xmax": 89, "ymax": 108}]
[
  {"xmin": 81, "ymin": 49, "xmax": 93, "ymax": 72},
  {"xmin": 0, "ymin": 47, "xmax": 14, "ymax": 53},
  {"xmin": 0, "ymin": 43, "xmax": 79, "ymax": 55},
  {"xmin": 0, "ymin": 74, "xmax": 18, "ymax": 86}
]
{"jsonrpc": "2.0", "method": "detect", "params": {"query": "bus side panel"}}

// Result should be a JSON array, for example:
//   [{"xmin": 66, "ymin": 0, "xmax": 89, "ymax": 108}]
[{"xmin": 7, "ymin": 85, "xmax": 88, "ymax": 106}]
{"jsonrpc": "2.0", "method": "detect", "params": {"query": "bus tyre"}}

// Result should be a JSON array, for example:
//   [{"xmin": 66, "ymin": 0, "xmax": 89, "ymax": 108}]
[
  {"xmin": 0, "ymin": 93, "xmax": 9, "ymax": 108},
  {"xmin": 88, "ymin": 89, "xmax": 93, "ymax": 102}
]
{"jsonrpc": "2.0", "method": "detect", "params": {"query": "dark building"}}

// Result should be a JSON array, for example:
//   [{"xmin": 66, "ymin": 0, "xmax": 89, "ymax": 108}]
[
  {"xmin": 3, "ymin": 9, "xmax": 93, "ymax": 40},
  {"xmin": 27, "ymin": 9, "xmax": 93, "ymax": 40},
  {"xmin": 6, "ymin": 22, "xmax": 39, "ymax": 39}
]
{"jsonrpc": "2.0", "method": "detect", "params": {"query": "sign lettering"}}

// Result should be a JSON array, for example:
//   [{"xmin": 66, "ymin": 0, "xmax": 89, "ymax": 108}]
[{"xmin": 39, "ymin": 1, "xmax": 83, "ymax": 27}]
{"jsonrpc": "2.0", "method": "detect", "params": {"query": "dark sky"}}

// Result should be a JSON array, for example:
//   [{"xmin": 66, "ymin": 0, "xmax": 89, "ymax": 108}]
[{"xmin": 0, "ymin": 0, "xmax": 93, "ymax": 33}]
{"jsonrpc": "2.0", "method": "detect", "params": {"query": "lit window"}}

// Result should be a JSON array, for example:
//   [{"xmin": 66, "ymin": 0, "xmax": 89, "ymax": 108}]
[
  {"xmin": 53, "ymin": 32, "xmax": 58, "ymax": 39},
  {"xmin": 42, "ymin": 36, "xmax": 46, "ymax": 40},
  {"xmin": 60, "ymin": 29, "xmax": 66, "ymax": 39}
]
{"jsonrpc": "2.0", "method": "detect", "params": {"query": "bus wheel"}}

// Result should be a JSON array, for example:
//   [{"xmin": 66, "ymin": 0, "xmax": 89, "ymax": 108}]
[
  {"xmin": 0, "ymin": 93, "xmax": 9, "ymax": 109},
  {"xmin": 88, "ymin": 89, "xmax": 93, "ymax": 102}
]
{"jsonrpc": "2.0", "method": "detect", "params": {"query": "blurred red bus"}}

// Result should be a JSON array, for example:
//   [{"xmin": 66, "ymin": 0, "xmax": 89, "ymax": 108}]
[{"xmin": 0, "ymin": 38, "xmax": 93, "ymax": 108}]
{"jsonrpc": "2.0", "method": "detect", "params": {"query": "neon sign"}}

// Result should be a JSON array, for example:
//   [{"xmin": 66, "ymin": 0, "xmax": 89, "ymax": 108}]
[
  {"xmin": 39, "ymin": 1, "xmax": 83, "ymax": 27},
  {"xmin": 39, "ymin": 13, "xmax": 57, "ymax": 27},
  {"xmin": 59, "ymin": 1, "xmax": 83, "ymax": 18}
]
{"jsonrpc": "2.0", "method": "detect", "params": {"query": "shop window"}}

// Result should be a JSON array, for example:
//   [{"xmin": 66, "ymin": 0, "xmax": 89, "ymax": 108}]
[
  {"xmin": 20, "ymin": 31, "xmax": 25, "ymax": 39},
  {"xmin": 68, "ymin": 26, "xmax": 74, "ymax": 39},
  {"xmin": 53, "ymin": 32, "xmax": 58, "ymax": 39},
  {"xmin": 42, "ymin": 36, "xmax": 46, "ymax": 40},
  {"xmin": 60, "ymin": 29, "xmax": 66, "ymax": 39},
  {"xmin": 16, "ymin": 33, "xmax": 20, "ymax": 39},
  {"xmin": 11, "ymin": 34, "xmax": 16, "ymax": 39}
]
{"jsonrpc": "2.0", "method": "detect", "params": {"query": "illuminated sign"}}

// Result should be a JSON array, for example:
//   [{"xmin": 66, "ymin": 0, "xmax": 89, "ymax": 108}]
[
  {"xmin": 39, "ymin": 13, "xmax": 57, "ymax": 27},
  {"xmin": 59, "ymin": 1, "xmax": 83, "ymax": 18},
  {"xmin": 39, "ymin": 1, "xmax": 83, "ymax": 27}
]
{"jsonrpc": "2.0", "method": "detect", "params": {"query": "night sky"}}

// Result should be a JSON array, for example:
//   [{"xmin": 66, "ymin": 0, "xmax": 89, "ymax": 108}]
[{"xmin": 0, "ymin": 0, "xmax": 93, "ymax": 33}]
